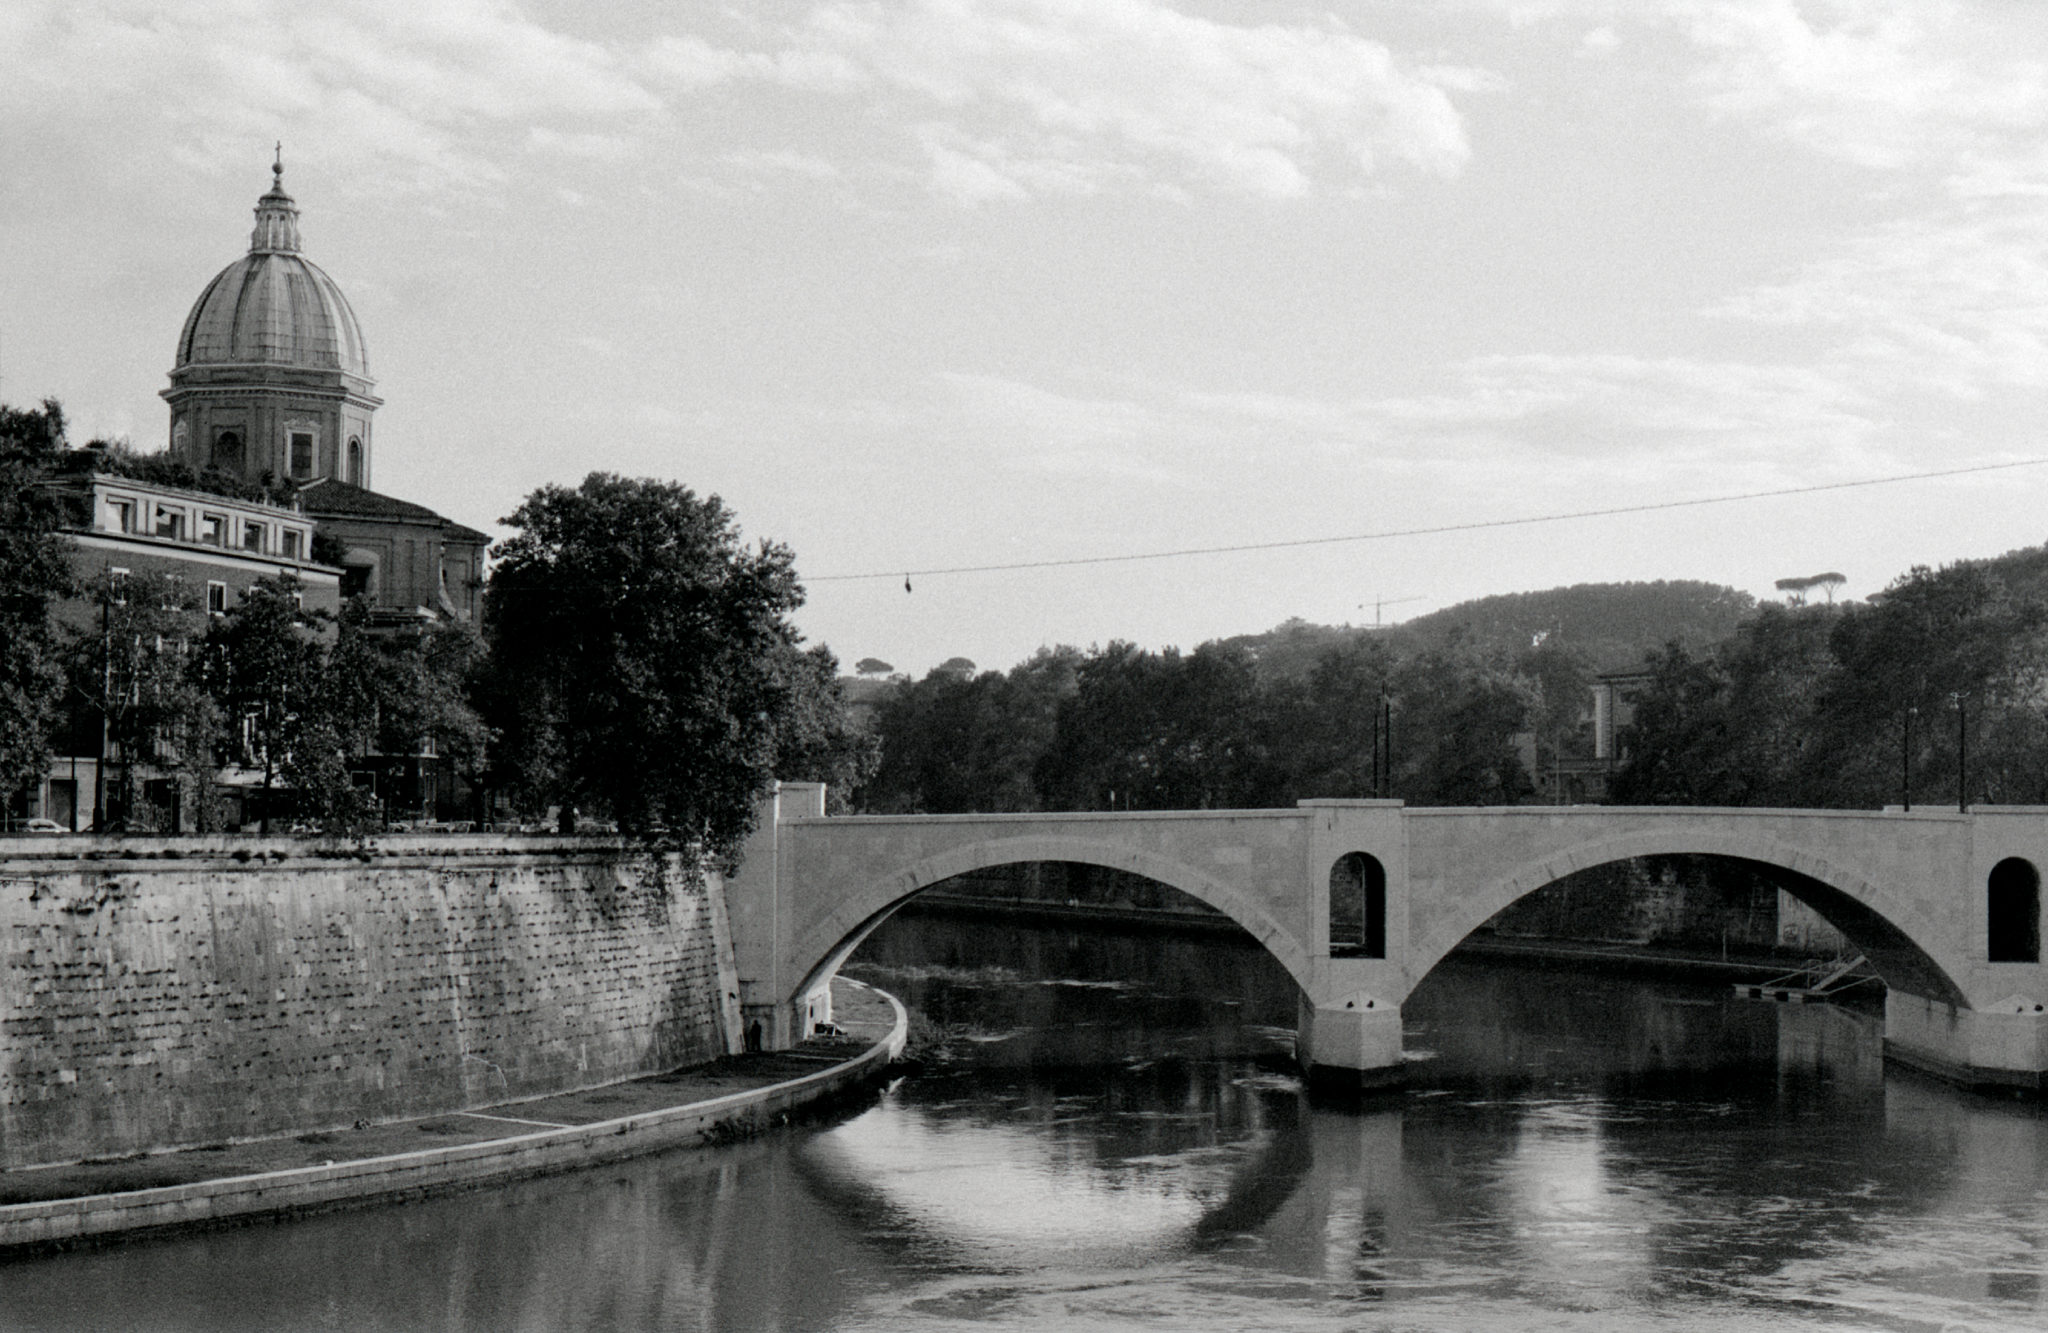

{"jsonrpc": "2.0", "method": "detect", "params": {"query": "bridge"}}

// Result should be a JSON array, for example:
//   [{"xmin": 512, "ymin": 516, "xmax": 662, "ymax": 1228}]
[{"xmin": 724, "ymin": 785, "xmax": 2048, "ymax": 1092}]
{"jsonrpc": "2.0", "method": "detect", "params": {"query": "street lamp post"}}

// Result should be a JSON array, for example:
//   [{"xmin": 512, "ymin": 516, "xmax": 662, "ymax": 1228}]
[
  {"xmin": 1902, "ymin": 704, "xmax": 1916, "ymax": 812},
  {"xmin": 1954, "ymin": 692, "xmax": 1968, "ymax": 813}
]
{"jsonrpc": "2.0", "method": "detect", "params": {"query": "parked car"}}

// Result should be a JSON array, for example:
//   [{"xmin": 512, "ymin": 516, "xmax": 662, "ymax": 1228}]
[{"xmin": 14, "ymin": 818, "xmax": 67, "ymax": 835}]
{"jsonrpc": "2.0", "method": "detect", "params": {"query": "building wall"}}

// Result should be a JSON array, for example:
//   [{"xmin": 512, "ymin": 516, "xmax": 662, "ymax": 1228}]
[
  {"xmin": 165, "ymin": 375, "xmax": 377, "ymax": 489},
  {"xmin": 316, "ymin": 514, "xmax": 484, "ymax": 621},
  {"xmin": 0, "ymin": 839, "xmax": 742, "ymax": 1169},
  {"xmin": 65, "ymin": 534, "xmax": 342, "ymax": 625}
]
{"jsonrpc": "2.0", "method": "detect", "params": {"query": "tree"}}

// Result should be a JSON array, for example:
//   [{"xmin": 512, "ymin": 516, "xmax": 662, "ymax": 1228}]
[
  {"xmin": 481, "ymin": 473, "xmax": 814, "ymax": 855},
  {"xmin": 0, "ymin": 400, "xmax": 75, "ymax": 808},
  {"xmin": 200, "ymin": 574, "xmax": 328, "ymax": 832},
  {"xmin": 854, "ymin": 657, "xmax": 894, "ymax": 677},
  {"xmin": 860, "ymin": 649, "xmax": 1078, "ymax": 814},
  {"xmin": 65, "ymin": 571, "xmax": 220, "ymax": 830},
  {"xmin": 1388, "ymin": 642, "xmax": 1537, "ymax": 805},
  {"xmin": 1807, "ymin": 562, "xmax": 2047, "ymax": 808},
  {"xmin": 1260, "ymin": 634, "xmax": 1398, "ymax": 801},
  {"xmin": 1035, "ymin": 641, "xmax": 1265, "ymax": 810},
  {"xmin": 770, "ymin": 643, "xmax": 879, "ymax": 812}
]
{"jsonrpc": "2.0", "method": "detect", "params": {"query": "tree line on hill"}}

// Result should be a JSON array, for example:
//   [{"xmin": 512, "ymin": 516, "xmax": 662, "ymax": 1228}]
[
  {"xmin": 851, "ymin": 561, "xmax": 2048, "ymax": 816},
  {"xmin": 1, "ymin": 400, "xmax": 870, "ymax": 858},
  {"xmin": 1612, "ymin": 557, "xmax": 2048, "ymax": 809}
]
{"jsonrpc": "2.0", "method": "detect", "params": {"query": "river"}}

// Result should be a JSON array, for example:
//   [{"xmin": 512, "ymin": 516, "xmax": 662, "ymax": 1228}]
[{"xmin": 4, "ymin": 906, "xmax": 2046, "ymax": 1332}]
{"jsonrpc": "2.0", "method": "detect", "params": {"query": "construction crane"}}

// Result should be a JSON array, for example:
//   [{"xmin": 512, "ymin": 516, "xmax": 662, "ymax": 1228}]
[{"xmin": 1358, "ymin": 595, "xmax": 1425, "ymax": 629}]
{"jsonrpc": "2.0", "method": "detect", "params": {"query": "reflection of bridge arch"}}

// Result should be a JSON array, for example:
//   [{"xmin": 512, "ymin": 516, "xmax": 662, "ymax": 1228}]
[
  {"xmin": 791, "ymin": 1067, "xmax": 1315, "ymax": 1266},
  {"xmin": 1409, "ymin": 829, "xmax": 1970, "ymax": 1007},
  {"xmin": 791, "ymin": 835, "xmax": 1312, "ymax": 1004}
]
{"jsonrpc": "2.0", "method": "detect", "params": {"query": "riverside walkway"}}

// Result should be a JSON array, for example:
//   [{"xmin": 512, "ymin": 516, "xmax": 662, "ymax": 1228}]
[{"xmin": 0, "ymin": 979, "xmax": 904, "ymax": 1253}]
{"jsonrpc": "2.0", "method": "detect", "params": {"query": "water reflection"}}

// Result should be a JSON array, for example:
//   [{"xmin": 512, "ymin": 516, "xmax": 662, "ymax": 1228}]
[{"xmin": 5, "ymin": 909, "xmax": 2048, "ymax": 1331}]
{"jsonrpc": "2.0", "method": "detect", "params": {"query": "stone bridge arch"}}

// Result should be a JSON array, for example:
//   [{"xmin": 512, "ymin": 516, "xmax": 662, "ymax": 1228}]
[
  {"xmin": 1406, "ymin": 826, "xmax": 1971, "ymax": 1008},
  {"xmin": 789, "ymin": 833, "xmax": 1314, "ymax": 1006}
]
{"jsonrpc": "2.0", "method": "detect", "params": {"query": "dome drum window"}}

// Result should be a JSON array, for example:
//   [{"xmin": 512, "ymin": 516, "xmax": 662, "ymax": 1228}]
[{"xmin": 289, "ymin": 429, "xmax": 316, "ymax": 479}]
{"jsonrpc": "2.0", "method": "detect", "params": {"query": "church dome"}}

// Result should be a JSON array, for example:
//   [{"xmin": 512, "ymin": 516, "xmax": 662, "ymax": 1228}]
[{"xmin": 172, "ymin": 163, "xmax": 370, "ymax": 379}]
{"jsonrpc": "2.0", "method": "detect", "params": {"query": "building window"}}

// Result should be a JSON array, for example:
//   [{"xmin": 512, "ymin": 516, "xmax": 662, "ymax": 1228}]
[
  {"xmin": 290, "ymin": 431, "xmax": 315, "ymax": 478},
  {"xmin": 1329, "ymin": 852, "xmax": 1388, "ymax": 959},
  {"xmin": 200, "ymin": 512, "xmax": 226, "ymax": 546},
  {"xmin": 1989, "ymin": 857, "xmax": 2041, "ymax": 963},
  {"xmin": 281, "ymin": 529, "xmax": 303, "ymax": 560},
  {"xmin": 243, "ymin": 522, "xmax": 266, "ymax": 553},
  {"xmin": 206, "ymin": 581, "xmax": 228, "ymax": 616},
  {"xmin": 153, "ymin": 505, "xmax": 186, "ymax": 540},
  {"xmin": 347, "ymin": 437, "xmax": 363, "ymax": 486},
  {"xmin": 214, "ymin": 430, "xmax": 243, "ymax": 471},
  {"xmin": 341, "ymin": 564, "xmax": 372, "ymax": 600},
  {"xmin": 107, "ymin": 498, "xmax": 136, "ymax": 533}
]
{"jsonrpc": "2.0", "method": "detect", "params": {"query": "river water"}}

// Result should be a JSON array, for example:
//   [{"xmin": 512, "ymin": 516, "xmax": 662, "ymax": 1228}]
[{"xmin": 5, "ymin": 907, "xmax": 2048, "ymax": 1332}]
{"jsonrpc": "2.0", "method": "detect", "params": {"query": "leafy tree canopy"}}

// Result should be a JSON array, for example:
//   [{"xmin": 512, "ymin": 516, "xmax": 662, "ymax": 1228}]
[
  {"xmin": 481, "ymin": 473, "xmax": 814, "ymax": 856},
  {"xmin": 0, "ymin": 399, "xmax": 75, "ymax": 801}
]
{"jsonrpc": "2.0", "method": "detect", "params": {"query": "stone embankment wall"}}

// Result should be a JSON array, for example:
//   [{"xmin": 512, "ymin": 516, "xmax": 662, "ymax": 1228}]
[{"xmin": 0, "ymin": 836, "xmax": 742, "ymax": 1170}]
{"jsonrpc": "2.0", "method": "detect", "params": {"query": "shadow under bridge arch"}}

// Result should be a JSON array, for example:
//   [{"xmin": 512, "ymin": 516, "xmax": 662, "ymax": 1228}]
[
  {"xmin": 789, "ymin": 834, "xmax": 1316, "ymax": 1005},
  {"xmin": 1408, "ymin": 827, "xmax": 1971, "ymax": 1009}
]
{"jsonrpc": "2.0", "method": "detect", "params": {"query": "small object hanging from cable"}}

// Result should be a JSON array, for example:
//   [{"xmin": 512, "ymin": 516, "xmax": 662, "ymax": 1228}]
[{"xmin": 904, "ymin": 575, "xmax": 912, "ymax": 593}]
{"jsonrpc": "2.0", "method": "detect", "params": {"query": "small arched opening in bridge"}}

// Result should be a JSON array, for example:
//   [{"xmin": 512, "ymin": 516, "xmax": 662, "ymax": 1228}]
[
  {"xmin": 1329, "ymin": 852, "xmax": 1386, "ymax": 959},
  {"xmin": 1988, "ymin": 857, "xmax": 2041, "ymax": 964},
  {"xmin": 1416, "ymin": 848, "xmax": 1968, "ymax": 1010}
]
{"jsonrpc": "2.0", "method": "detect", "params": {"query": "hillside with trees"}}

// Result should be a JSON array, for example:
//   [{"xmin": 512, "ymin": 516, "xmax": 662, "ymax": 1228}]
[
  {"xmin": 1397, "ymin": 580, "xmax": 1756, "ymax": 672},
  {"xmin": 1613, "ymin": 555, "xmax": 2048, "ymax": 810}
]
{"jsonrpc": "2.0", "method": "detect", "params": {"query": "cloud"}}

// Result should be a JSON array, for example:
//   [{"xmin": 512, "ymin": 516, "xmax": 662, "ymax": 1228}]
[
  {"xmin": 2, "ymin": 0, "xmax": 660, "ymax": 191},
  {"xmin": 1715, "ymin": 204, "xmax": 2048, "ymax": 393},
  {"xmin": 1678, "ymin": 0, "xmax": 2048, "ymax": 172},
  {"xmin": 647, "ymin": 0, "xmax": 1485, "ymax": 200},
  {"xmin": 934, "ymin": 348, "xmax": 1893, "ymax": 518}
]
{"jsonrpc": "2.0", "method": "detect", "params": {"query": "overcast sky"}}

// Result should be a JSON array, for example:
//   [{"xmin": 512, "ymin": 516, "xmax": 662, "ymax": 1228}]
[{"xmin": 6, "ymin": 0, "xmax": 2048, "ymax": 675}]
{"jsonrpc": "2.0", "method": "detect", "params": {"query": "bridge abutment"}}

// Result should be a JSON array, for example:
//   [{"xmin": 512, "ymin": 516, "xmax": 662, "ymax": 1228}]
[{"xmin": 1884, "ymin": 991, "xmax": 2048, "ymax": 1093}]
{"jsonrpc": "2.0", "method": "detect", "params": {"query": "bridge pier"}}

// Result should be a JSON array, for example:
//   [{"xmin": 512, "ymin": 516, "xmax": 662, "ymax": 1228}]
[{"xmin": 1296, "ymin": 994, "xmax": 1406, "ymax": 1091}]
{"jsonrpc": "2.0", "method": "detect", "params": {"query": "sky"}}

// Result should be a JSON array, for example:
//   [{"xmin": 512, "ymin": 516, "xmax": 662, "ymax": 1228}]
[{"xmin": 5, "ymin": 0, "xmax": 2048, "ymax": 677}]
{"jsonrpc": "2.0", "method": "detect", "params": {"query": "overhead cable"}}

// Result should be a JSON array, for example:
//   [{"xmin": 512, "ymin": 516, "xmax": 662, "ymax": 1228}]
[{"xmin": 809, "ymin": 458, "xmax": 2048, "ymax": 584}]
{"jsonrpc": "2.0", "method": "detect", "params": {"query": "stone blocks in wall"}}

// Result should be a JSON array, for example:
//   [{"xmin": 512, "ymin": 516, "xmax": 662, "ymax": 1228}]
[{"xmin": 0, "ymin": 840, "xmax": 739, "ymax": 1169}]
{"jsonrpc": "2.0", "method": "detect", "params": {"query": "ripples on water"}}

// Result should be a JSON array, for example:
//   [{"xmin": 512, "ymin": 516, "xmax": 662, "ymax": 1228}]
[{"xmin": 4, "ymin": 908, "xmax": 2047, "ymax": 1332}]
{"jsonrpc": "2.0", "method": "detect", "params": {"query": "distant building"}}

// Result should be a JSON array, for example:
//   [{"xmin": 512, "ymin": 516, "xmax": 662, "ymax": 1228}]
[
  {"xmin": 1544, "ymin": 669, "xmax": 1652, "ymax": 804},
  {"xmin": 27, "ymin": 470, "xmax": 342, "ymax": 832},
  {"xmin": 45, "ymin": 471, "xmax": 341, "ymax": 623},
  {"xmin": 19, "ymin": 157, "xmax": 490, "ymax": 831},
  {"xmin": 298, "ymin": 478, "xmax": 486, "ymax": 626}
]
